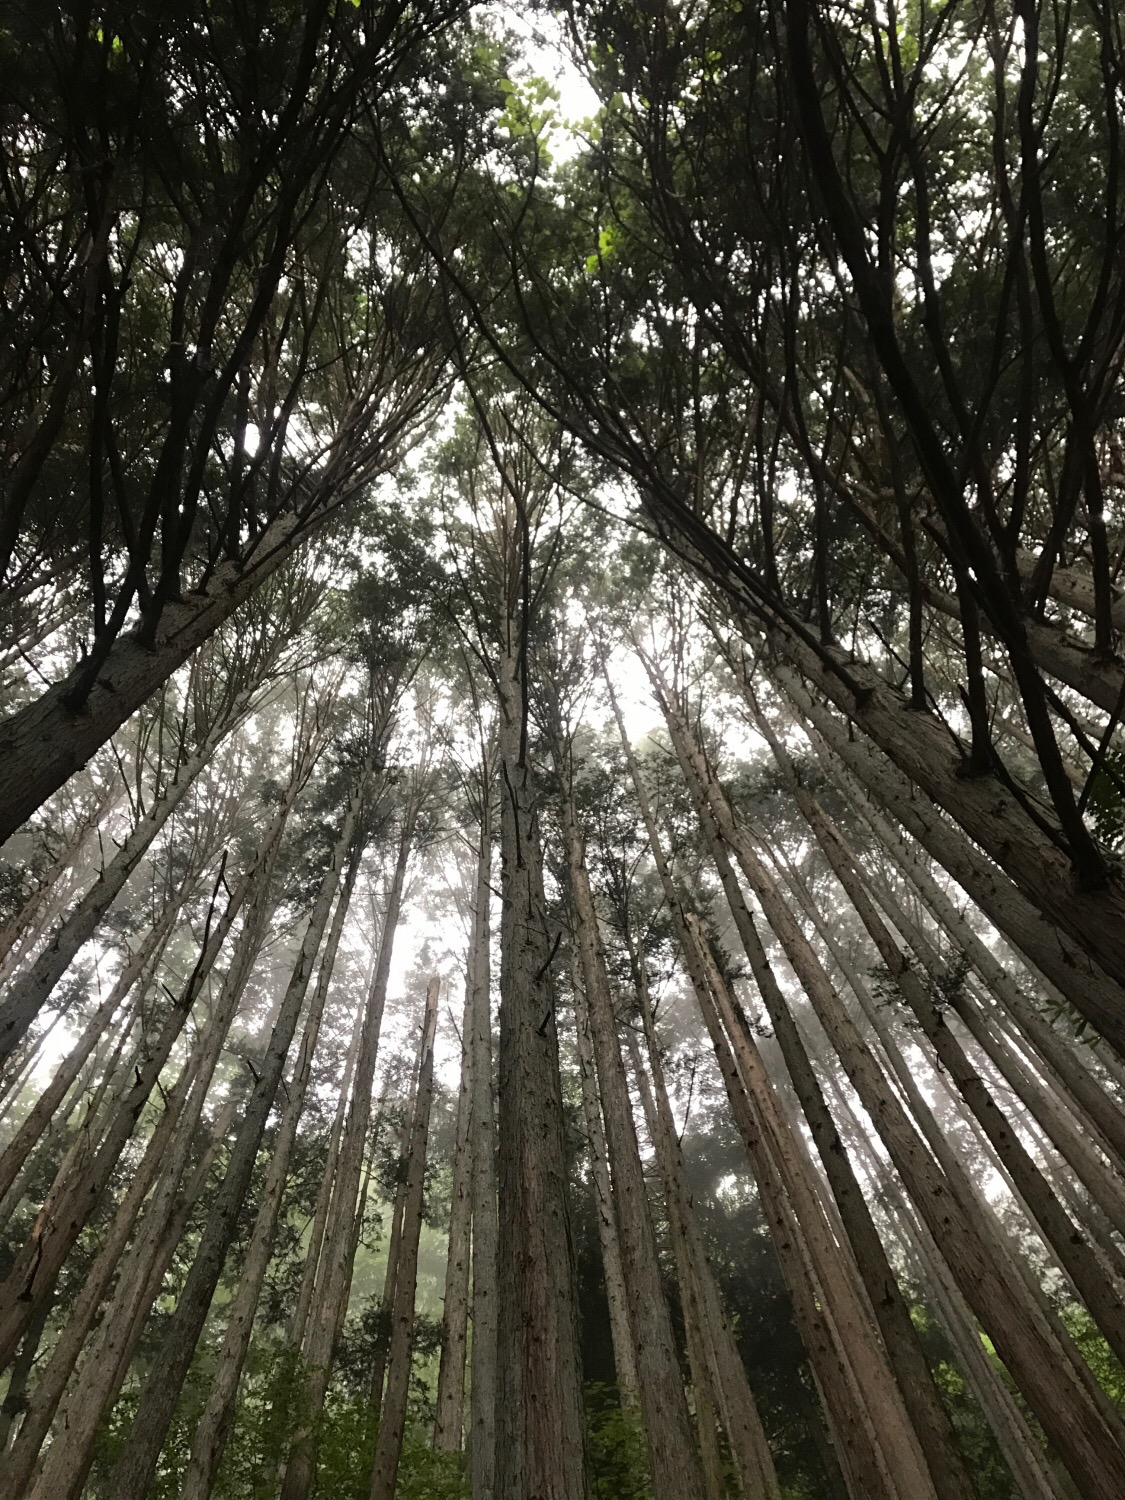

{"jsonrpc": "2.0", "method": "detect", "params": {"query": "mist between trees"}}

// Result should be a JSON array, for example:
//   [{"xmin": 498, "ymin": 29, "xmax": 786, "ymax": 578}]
[{"xmin": 2, "ymin": 2, "xmax": 1125, "ymax": 1498}]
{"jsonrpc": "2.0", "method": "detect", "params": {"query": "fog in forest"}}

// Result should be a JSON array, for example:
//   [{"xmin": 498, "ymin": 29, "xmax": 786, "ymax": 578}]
[{"xmin": 2, "ymin": 4, "xmax": 1125, "ymax": 1499}]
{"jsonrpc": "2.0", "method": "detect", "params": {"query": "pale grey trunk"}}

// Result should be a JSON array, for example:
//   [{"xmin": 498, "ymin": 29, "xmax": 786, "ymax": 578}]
[
  {"xmin": 761, "ymin": 718, "xmax": 1125, "ymax": 1366},
  {"xmin": 692, "ymin": 920, "xmax": 938, "ymax": 1500},
  {"xmin": 690, "ymin": 944, "xmax": 899, "ymax": 1500},
  {"xmin": 603, "ymin": 664, "xmax": 878, "ymax": 1497},
  {"xmin": 570, "ymin": 956, "xmax": 639, "ymax": 1400},
  {"xmin": 0, "ymin": 855, "xmax": 247, "ymax": 1367},
  {"xmin": 177, "ymin": 845, "xmax": 360, "ymax": 1500},
  {"xmin": 774, "ymin": 661, "xmax": 1125, "ymax": 1049},
  {"xmin": 864, "ymin": 855, "xmax": 1125, "ymax": 1240},
  {"xmin": 0, "ymin": 785, "xmax": 110, "ymax": 974},
  {"xmin": 826, "ymin": 1067, "xmax": 1071, "ymax": 1500},
  {"xmin": 103, "ymin": 777, "xmax": 367, "ymax": 1500},
  {"xmin": 280, "ymin": 819, "xmax": 412, "ymax": 1500},
  {"xmin": 433, "ymin": 967, "xmax": 476, "ymax": 1451},
  {"xmin": 666, "ymin": 685, "xmax": 1125, "ymax": 1494},
  {"xmin": 755, "ymin": 628, "xmax": 1125, "ymax": 1006},
  {"xmin": 624, "ymin": 1013, "xmax": 782, "ymax": 1500},
  {"xmin": 0, "ymin": 898, "xmax": 180, "ymax": 1208},
  {"xmin": 833, "ymin": 764, "xmax": 1125, "ymax": 1168},
  {"xmin": 9, "ymin": 775, "xmax": 299, "ymax": 1500},
  {"xmin": 660, "ymin": 691, "xmax": 974, "ymax": 1500},
  {"xmin": 0, "ymin": 502, "xmax": 334, "ymax": 846},
  {"xmin": 288, "ymin": 969, "xmax": 367, "ymax": 1352},
  {"xmin": 467, "ymin": 789, "xmax": 498, "ymax": 1500},
  {"xmin": 0, "ymin": 684, "xmax": 256, "ymax": 1067},
  {"xmin": 369, "ymin": 977, "xmax": 441, "ymax": 1500},
  {"xmin": 557, "ymin": 779, "xmax": 705, "ymax": 1500},
  {"xmin": 494, "ymin": 647, "xmax": 587, "ymax": 1500}
]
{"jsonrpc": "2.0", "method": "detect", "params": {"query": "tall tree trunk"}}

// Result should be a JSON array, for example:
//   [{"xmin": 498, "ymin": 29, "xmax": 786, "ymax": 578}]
[
  {"xmin": 556, "ymin": 770, "xmax": 706, "ymax": 1500},
  {"xmin": 0, "ymin": 700, "xmax": 245, "ymax": 1066},
  {"xmin": 177, "ymin": 842, "xmax": 362, "ymax": 1500},
  {"xmin": 657, "ymin": 682, "xmax": 1125, "ymax": 1496},
  {"xmin": 369, "ymin": 976, "xmax": 441, "ymax": 1500},
  {"xmin": 434, "ymin": 960, "xmax": 477, "ymax": 1451},
  {"xmin": 770, "ymin": 657, "xmax": 1125, "ymax": 1049},
  {"xmin": 0, "ymin": 853, "xmax": 245, "ymax": 1366},
  {"xmin": 0, "ymin": 893, "xmax": 182, "ymax": 1208},
  {"xmin": 288, "ymin": 967, "xmax": 367, "ymax": 1354},
  {"xmin": 467, "ymin": 780, "xmax": 498, "ymax": 1500},
  {"xmin": 102, "ymin": 773, "xmax": 369, "ymax": 1500},
  {"xmin": 603, "ymin": 662, "xmax": 882, "ymax": 1496},
  {"xmin": 494, "ymin": 644, "xmax": 588, "ymax": 1500},
  {"xmin": 653, "ymin": 688, "xmax": 975, "ymax": 1500},
  {"xmin": 757, "ymin": 709, "xmax": 1125, "ymax": 1365},
  {"xmin": 0, "ymin": 502, "xmax": 338, "ymax": 846},
  {"xmin": 829, "ymin": 759, "xmax": 1125, "ymax": 1167},
  {"xmin": 280, "ymin": 814, "xmax": 413, "ymax": 1500},
  {"xmin": 623, "ymin": 1011, "xmax": 782, "ymax": 1500},
  {"xmin": 6, "ymin": 766, "xmax": 303, "ymax": 1500},
  {"xmin": 570, "ymin": 953, "xmax": 639, "ymax": 1402}
]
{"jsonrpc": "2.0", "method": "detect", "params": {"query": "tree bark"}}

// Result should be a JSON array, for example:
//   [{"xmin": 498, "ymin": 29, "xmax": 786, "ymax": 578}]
[
  {"xmin": 658, "ymin": 685, "xmax": 1125, "ymax": 1496},
  {"xmin": 433, "ymin": 959, "xmax": 477, "ymax": 1451},
  {"xmin": 771, "ymin": 656, "xmax": 1125, "ymax": 1050},
  {"xmin": 177, "ymin": 842, "xmax": 361, "ymax": 1500},
  {"xmin": 369, "ymin": 976, "xmax": 441, "ymax": 1500},
  {"xmin": 556, "ymin": 770, "xmax": 706, "ymax": 1500},
  {"xmin": 466, "ymin": 780, "xmax": 499, "ymax": 1500},
  {"xmin": 494, "ymin": 644, "xmax": 588, "ymax": 1500},
  {"xmin": 280, "ymin": 813, "xmax": 413, "ymax": 1500},
  {"xmin": 102, "ymin": 774, "xmax": 368, "ymax": 1500}
]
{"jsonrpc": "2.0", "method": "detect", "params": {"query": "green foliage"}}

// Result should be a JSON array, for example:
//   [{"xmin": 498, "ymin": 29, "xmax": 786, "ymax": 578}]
[{"xmin": 585, "ymin": 1384, "xmax": 652, "ymax": 1499}]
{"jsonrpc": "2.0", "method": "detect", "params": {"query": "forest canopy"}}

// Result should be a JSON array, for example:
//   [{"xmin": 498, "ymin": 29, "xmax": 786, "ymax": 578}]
[{"xmin": 2, "ymin": 2, "xmax": 1125, "ymax": 1498}]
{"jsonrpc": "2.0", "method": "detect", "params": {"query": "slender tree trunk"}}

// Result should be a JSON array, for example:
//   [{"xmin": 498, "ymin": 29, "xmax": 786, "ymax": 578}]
[
  {"xmin": 369, "ymin": 1153, "xmax": 409, "ymax": 1410},
  {"xmin": 772, "ymin": 659, "xmax": 1125, "ymax": 1049},
  {"xmin": 0, "ymin": 501, "xmax": 339, "ymax": 847},
  {"xmin": 624, "ymin": 1016, "xmax": 782, "ymax": 1500},
  {"xmin": 0, "ymin": 704, "xmax": 242, "ymax": 1066},
  {"xmin": 760, "ymin": 715, "xmax": 1125, "ymax": 1365},
  {"xmin": 434, "ymin": 964, "xmax": 477, "ymax": 1451},
  {"xmin": 603, "ymin": 662, "xmax": 881, "ymax": 1496},
  {"xmin": 177, "ymin": 843, "xmax": 362, "ymax": 1500},
  {"xmin": 691, "ymin": 948, "xmax": 899, "ymax": 1500},
  {"xmin": 494, "ymin": 644, "xmax": 587, "ymax": 1500},
  {"xmin": 103, "ymin": 774, "xmax": 369, "ymax": 1500},
  {"xmin": 0, "ymin": 897, "xmax": 181, "ymax": 1207},
  {"xmin": 280, "ymin": 815, "xmax": 413, "ymax": 1500},
  {"xmin": 0, "ymin": 854, "xmax": 245, "ymax": 1366},
  {"xmin": 656, "ymin": 695, "xmax": 975, "ymax": 1500},
  {"xmin": 658, "ymin": 686, "xmax": 1125, "ymax": 1495},
  {"xmin": 570, "ymin": 954, "xmax": 639, "ymax": 1401},
  {"xmin": 467, "ymin": 782, "xmax": 498, "ymax": 1500},
  {"xmin": 0, "ymin": 784, "xmax": 110, "ymax": 973},
  {"xmin": 288, "ymin": 970, "xmax": 367, "ymax": 1353},
  {"xmin": 369, "ymin": 976, "xmax": 441, "ymax": 1500},
  {"xmin": 831, "ymin": 760, "xmax": 1125, "ymax": 1168},
  {"xmin": 626, "ymin": 924, "xmax": 782, "ymax": 1500},
  {"xmin": 556, "ymin": 770, "xmax": 706, "ymax": 1500},
  {"xmin": 6, "ymin": 769, "xmax": 302, "ymax": 1500}
]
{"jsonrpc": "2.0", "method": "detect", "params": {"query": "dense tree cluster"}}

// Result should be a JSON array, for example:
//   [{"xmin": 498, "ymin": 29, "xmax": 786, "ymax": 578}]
[{"xmin": 2, "ymin": 2, "xmax": 1125, "ymax": 1497}]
